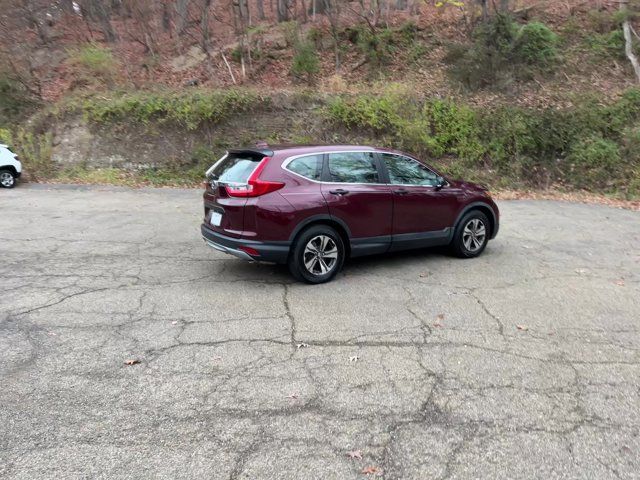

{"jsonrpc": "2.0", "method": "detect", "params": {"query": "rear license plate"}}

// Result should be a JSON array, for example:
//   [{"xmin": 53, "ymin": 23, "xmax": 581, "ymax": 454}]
[{"xmin": 210, "ymin": 211, "xmax": 222, "ymax": 227}]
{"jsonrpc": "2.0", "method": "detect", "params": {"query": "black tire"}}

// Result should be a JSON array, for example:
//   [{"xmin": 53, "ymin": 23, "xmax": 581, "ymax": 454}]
[
  {"xmin": 451, "ymin": 210, "xmax": 490, "ymax": 258},
  {"xmin": 288, "ymin": 225, "xmax": 345, "ymax": 284},
  {"xmin": 0, "ymin": 169, "xmax": 16, "ymax": 189}
]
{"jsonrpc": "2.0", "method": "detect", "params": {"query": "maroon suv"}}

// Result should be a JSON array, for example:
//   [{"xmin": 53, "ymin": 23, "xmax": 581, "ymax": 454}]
[{"xmin": 201, "ymin": 144, "xmax": 499, "ymax": 283}]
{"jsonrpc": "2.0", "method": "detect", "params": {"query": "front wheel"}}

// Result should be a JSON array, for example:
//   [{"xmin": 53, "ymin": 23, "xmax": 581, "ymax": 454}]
[
  {"xmin": 288, "ymin": 225, "xmax": 345, "ymax": 284},
  {"xmin": 451, "ymin": 210, "xmax": 490, "ymax": 258},
  {"xmin": 0, "ymin": 170, "xmax": 16, "ymax": 188}
]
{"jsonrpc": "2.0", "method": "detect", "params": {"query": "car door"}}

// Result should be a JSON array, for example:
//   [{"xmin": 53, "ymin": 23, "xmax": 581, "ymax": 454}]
[
  {"xmin": 321, "ymin": 151, "xmax": 393, "ymax": 256},
  {"xmin": 379, "ymin": 153, "xmax": 460, "ymax": 249}
]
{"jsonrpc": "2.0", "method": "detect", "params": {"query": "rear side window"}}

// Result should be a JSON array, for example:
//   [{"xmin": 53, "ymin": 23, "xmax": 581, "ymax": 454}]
[
  {"xmin": 209, "ymin": 154, "xmax": 262, "ymax": 183},
  {"xmin": 286, "ymin": 154, "xmax": 322, "ymax": 181},
  {"xmin": 328, "ymin": 152, "xmax": 379, "ymax": 184}
]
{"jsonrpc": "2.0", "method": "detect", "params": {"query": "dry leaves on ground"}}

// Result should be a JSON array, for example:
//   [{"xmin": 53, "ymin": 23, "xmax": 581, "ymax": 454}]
[
  {"xmin": 347, "ymin": 450, "xmax": 363, "ymax": 460},
  {"xmin": 362, "ymin": 466, "xmax": 382, "ymax": 475},
  {"xmin": 434, "ymin": 313, "xmax": 445, "ymax": 327},
  {"xmin": 124, "ymin": 359, "xmax": 140, "ymax": 365},
  {"xmin": 516, "ymin": 325, "xmax": 529, "ymax": 331}
]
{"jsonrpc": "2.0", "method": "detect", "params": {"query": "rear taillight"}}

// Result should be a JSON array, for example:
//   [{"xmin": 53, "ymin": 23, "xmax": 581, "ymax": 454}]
[
  {"xmin": 225, "ymin": 157, "xmax": 285, "ymax": 198},
  {"xmin": 238, "ymin": 246, "xmax": 260, "ymax": 257}
]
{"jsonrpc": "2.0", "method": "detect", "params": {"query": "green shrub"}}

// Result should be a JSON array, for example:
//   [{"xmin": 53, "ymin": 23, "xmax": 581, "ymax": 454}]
[
  {"xmin": 0, "ymin": 73, "xmax": 36, "ymax": 122},
  {"xmin": 513, "ymin": 22, "xmax": 558, "ymax": 66},
  {"xmin": 68, "ymin": 43, "xmax": 118, "ymax": 84},
  {"xmin": 447, "ymin": 15, "xmax": 558, "ymax": 89},
  {"xmin": 280, "ymin": 21, "xmax": 299, "ymax": 47},
  {"xmin": 357, "ymin": 27, "xmax": 395, "ymax": 69},
  {"xmin": 291, "ymin": 41, "xmax": 320, "ymax": 84},
  {"xmin": 326, "ymin": 88, "xmax": 640, "ymax": 194},
  {"xmin": 585, "ymin": 30, "xmax": 626, "ymax": 60},
  {"xmin": 81, "ymin": 89, "xmax": 269, "ymax": 130},
  {"xmin": 565, "ymin": 135, "xmax": 621, "ymax": 188},
  {"xmin": 0, "ymin": 127, "xmax": 54, "ymax": 180}
]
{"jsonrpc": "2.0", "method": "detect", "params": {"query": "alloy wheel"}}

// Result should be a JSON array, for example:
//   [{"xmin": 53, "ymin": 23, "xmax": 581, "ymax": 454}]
[
  {"xmin": 0, "ymin": 172, "xmax": 14, "ymax": 188},
  {"xmin": 303, "ymin": 235, "xmax": 338, "ymax": 276},
  {"xmin": 462, "ymin": 218, "xmax": 486, "ymax": 253}
]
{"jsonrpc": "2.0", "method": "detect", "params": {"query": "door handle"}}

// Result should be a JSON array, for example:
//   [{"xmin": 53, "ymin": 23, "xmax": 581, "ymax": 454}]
[
  {"xmin": 393, "ymin": 189, "xmax": 409, "ymax": 195},
  {"xmin": 329, "ymin": 189, "xmax": 349, "ymax": 196}
]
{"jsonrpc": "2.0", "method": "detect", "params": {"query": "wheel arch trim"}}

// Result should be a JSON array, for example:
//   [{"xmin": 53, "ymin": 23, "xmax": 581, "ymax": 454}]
[{"xmin": 453, "ymin": 202, "xmax": 499, "ymax": 239}]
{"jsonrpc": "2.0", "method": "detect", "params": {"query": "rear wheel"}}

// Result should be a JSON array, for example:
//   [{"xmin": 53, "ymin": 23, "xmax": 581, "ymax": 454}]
[
  {"xmin": 451, "ymin": 210, "xmax": 490, "ymax": 258},
  {"xmin": 0, "ymin": 169, "xmax": 16, "ymax": 188},
  {"xmin": 288, "ymin": 225, "xmax": 345, "ymax": 284}
]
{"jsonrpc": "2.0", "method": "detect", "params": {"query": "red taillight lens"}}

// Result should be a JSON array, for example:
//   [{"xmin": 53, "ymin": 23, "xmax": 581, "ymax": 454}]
[
  {"xmin": 238, "ymin": 246, "xmax": 260, "ymax": 256},
  {"xmin": 225, "ymin": 157, "xmax": 285, "ymax": 198}
]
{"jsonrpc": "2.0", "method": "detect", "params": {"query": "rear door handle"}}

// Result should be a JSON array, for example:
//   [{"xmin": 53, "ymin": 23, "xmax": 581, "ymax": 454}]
[
  {"xmin": 393, "ymin": 189, "xmax": 409, "ymax": 195},
  {"xmin": 329, "ymin": 189, "xmax": 349, "ymax": 196}
]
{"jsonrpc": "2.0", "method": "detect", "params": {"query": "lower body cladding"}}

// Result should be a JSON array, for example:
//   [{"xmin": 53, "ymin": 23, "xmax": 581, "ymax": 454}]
[{"xmin": 201, "ymin": 224, "xmax": 290, "ymax": 263}]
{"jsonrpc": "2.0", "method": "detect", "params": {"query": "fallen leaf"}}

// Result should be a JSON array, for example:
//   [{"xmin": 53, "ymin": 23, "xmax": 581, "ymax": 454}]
[
  {"xmin": 361, "ymin": 466, "xmax": 382, "ymax": 475},
  {"xmin": 286, "ymin": 392, "xmax": 299, "ymax": 399},
  {"xmin": 419, "ymin": 272, "xmax": 429, "ymax": 278},
  {"xmin": 347, "ymin": 450, "xmax": 363, "ymax": 460},
  {"xmin": 433, "ymin": 313, "xmax": 445, "ymax": 327},
  {"xmin": 124, "ymin": 359, "xmax": 140, "ymax": 365},
  {"xmin": 296, "ymin": 342, "xmax": 309, "ymax": 349},
  {"xmin": 349, "ymin": 355, "xmax": 359, "ymax": 362},
  {"xmin": 516, "ymin": 325, "xmax": 528, "ymax": 331},
  {"xmin": 615, "ymin": 279, "xmax": 625, "ymax": 286}
]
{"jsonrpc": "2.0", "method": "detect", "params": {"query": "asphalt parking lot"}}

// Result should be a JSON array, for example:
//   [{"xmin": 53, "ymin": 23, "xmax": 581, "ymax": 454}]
[{"xmin": 1, "ymin": 184, "xmax": 639, "ymax": 479}]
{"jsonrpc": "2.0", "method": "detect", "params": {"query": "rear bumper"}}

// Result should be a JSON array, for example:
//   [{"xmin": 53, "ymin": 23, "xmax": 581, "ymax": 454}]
[{"xmin": 201, "ymin": 224, "xmax": 290, "ymax": 264}]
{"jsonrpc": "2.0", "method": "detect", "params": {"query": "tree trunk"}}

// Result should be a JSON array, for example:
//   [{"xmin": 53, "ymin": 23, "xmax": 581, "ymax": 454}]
[
  {"xmin": 256, "ymin": 0, "xmax": 265, "ymax": 20},
  {"xmin": 82, "ymin": 0, "xmax": 117, "ymax": 42},
  {"xmin": 175, "ymin": 0, "xmax": 189, "ymax": 34},
  {"xmin": 162, "ymin": 1, "xmax": 171, "ymax": 32},
  {"xmin": 200, "ymin": 0, "xmax": 212, "ymax": 52},
  {"xmin": 621, "ymin": 0, "xmax": 640, "ymax": 83},
  {"xmin": 277, "ymin": 0, "xmax": 289, "ymax": 22}
]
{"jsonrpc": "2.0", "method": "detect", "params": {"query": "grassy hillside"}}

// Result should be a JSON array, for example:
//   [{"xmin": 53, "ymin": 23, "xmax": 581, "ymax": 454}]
[{"xmin": 1, "ymin": 1, "xmax": 639, "ymax": 199}]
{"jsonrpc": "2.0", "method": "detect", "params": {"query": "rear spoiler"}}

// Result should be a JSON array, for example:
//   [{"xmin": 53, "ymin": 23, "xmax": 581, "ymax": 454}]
[{"xmin": 228, "ymin": 148, "xmax": 274, "ymax": 157}]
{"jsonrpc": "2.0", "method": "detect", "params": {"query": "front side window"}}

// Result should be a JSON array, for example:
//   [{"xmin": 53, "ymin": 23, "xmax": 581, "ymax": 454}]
[
  {"xmin": 381, "ymin": 154, "xmax": 439, "ymax": 186},
  {"xmin": 286, "ymin": 154, "xmax": 322, "ymax": 181},
  {"xmin": 328, "ymin": 152, "xmax": 379, "ymax": 184}
]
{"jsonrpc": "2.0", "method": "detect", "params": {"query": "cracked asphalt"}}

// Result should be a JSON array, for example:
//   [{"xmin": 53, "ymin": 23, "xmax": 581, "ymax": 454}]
[{"xmin": 1, "ymin": 184, "xmax": 639, "ymax": 479}]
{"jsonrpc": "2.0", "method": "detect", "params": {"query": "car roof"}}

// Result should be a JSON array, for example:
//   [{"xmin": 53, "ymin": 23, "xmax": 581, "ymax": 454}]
[{"xmin": 229, "ymin": 144, "xmax": 414, "ymax": 159}]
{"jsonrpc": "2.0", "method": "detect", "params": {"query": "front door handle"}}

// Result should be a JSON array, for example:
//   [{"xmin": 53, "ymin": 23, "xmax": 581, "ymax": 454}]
[
  {"xmin": 393, "ymin": 188, "xmax": 409, "ymax": 195},
  {"xmin": 329, "ymin": 189, "xmax": 349, "ymax": 196}
]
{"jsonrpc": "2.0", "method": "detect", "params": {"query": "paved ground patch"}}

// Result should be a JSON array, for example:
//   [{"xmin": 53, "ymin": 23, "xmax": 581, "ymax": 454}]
[{"xmin": 1, "ymin": 185, "xmax": 639, "ymax": 479}]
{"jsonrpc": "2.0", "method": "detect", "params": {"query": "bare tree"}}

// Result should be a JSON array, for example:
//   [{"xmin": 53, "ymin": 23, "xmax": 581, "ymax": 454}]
[
  {"xmin": 621, "ymin": 0, "xmax": 640, "ymax": 83},
  {"xmin": 80, "ymin": 0, "xmax": 118, "ymax": 42},
  {"xmin": 200, "ymin": 0, "xmax": 213, "ymax": 52},
  {"xmin": 175, "ymin": 0, "xmax": 190, "ymax": 34},
  {"xmin": 256, "ymin": 0, "xmax": 265, "ymax": 20}
]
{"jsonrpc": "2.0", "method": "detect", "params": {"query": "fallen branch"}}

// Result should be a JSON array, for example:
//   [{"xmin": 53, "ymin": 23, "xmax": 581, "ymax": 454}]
[{"xmin": 220, "ymin": 52, "xmax": 237, "ymax": 85}]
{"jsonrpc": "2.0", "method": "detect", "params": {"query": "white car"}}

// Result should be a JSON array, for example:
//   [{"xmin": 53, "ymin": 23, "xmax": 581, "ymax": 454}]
[{"xmin": 0, "ymin": 144, "xmax": 21, "ymax": 188}]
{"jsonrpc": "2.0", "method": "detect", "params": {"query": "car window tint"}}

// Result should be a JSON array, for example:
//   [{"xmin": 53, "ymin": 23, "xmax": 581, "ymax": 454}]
[
  {"xmin": 382, "ymin": 154, "xmax": 439, "ymax": 186},
  {"xmin": 328, "ymin": 152, "xmax": 378, "ymax": 184},
  {"xmin": 286, "ymin": 154, "xmax": 322, "ymax": 180},
  {"xmin": 210, "ymin": 154, "xmax": 261, "ymax": 183}
]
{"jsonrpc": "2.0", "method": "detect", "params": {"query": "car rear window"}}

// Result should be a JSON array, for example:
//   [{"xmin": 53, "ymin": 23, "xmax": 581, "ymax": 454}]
[{"xmin": 210, "ymin": 154, "xmax": 262, "ymax": 184}]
